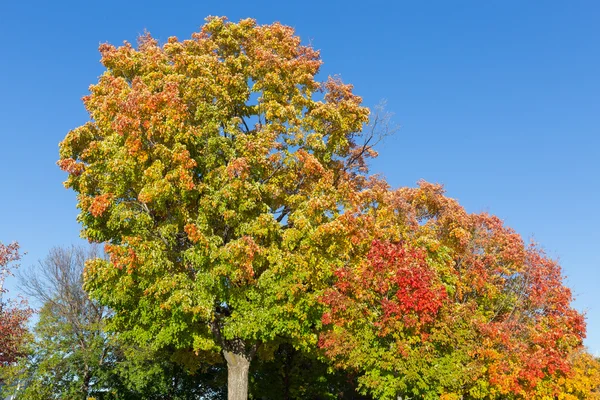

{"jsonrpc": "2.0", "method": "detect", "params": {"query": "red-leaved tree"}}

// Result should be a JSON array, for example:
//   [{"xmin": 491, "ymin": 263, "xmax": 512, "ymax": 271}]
[
  {"xmin": 319, "ymin": 181, "xmax": 585, "ymax": 399},
  {"xmin": 0, "ymin": 242, "xmax": 31, "ymax": 367}
]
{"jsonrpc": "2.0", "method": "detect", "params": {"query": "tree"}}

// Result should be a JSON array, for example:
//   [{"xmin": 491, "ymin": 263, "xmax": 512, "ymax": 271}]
[
  {"xmin": 3, "ymin": 244, "xmax": 225, "ymax": 399},
  {"xmin": 2, "ymin": 245, "xmax": 123, "ymax": 399},
  {"xmin": 0, "ymin": 241, "xmax": 31, "ymax": 370},
  {"xmin": 58, "ymin": 17, "xmax": 377, "ymax": 399},
  {"xmin": 319, "ymin": 181, "xmax": 585, "ymax": 399},
  {"xmin": 13, "ymin": 245, "xmax": 116, "ymax": 398}
]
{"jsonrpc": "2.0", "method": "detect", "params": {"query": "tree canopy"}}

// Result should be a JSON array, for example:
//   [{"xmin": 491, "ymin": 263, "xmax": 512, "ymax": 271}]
[
  {"xmin": 319, "ymin": 182, "xmax": 586, "ymax": 399},
  {"xmin": 58, "ymin": 16, "xmax": 377, "ymax": 398}
]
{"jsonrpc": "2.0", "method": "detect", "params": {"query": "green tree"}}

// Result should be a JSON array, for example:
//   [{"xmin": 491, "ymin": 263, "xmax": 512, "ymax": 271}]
[
  {"xmin": 4, "ymin": 245, "xmax": 224, "ymax": 399},
  {"xmin": 58, "ymin": 17, "xmax": 377, "ymax": 399},
  {"xmin": 2, "ymin": 245, "xmax": 124, "ymax": 399}
]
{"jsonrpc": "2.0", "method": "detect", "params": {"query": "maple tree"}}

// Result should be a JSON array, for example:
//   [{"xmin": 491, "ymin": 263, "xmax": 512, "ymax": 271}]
[
  {"xmin": 0, "ymin": 241, "xmax": 31, "ymax": 371},
  {"xmin": 319, "ymin": 181, "xmax": 586, "ymax": 399},
  {"xmin": 58, "ymin": 16, "xmax": 377, "ymax": 399}
]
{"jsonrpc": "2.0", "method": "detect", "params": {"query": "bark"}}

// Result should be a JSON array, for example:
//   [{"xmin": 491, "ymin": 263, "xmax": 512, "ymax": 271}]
[{"xmin": 224, "ymin": 350, "xmax": 251, "ymax": 400}]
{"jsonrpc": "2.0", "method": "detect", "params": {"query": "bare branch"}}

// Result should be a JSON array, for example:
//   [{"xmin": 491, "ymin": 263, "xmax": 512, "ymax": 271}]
[{"xmin": 18, "ymin": 244, "xmax": 108, "ymax": 331}]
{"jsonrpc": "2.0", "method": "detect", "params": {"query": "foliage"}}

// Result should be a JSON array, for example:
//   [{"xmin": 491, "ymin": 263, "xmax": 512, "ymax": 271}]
[
  {"xmin": 250, "ymin": 342, "xmax": 370, "ymax": 399},
  {"xmin": 56, "ymin": 14, "xmax": 590, "ymax": 399},
  {"xmin": 58, "ymin": 16, "xmax": 379, "ymax": 396},
  {"xmin": 535, "ymin": 348, "xmax": 600, "ymax": 399},
  {"xmin": 3, "ymin": 301, "xmax": 121, "ymax": 399},
  {"xmin": 319, "ymin": 181, "xmax": 586, "ymax": 399},
  {"xmin": 2, "ymin": 245, "xmax": 224, "ymax": 399},
  {"xmin": 0, "ymin": 241, "xmax": 31, "ymax": 369},
  {"xmin": 114, "ymin": 344, "xmax": 227, "ymax": 399},
  {"xmin": 1, "ymin": 245, "xmax": 125, "ymax": 399}
]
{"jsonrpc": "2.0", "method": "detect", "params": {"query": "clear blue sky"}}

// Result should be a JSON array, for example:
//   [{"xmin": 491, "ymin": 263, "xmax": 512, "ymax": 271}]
[{"xmin": 1, "ymin": 1, "xmax": 598, "ymax": 353}]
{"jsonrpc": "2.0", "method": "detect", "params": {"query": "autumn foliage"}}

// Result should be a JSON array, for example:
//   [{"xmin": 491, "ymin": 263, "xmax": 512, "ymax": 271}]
[
  {"xmin": 549, "ymin": 349, "xmax": 600, "ymax": 399},
  {"xmin": 0, "ymin": 242, "xmax": 31, "ymax": 367},
  {"xmin": 55, "ymin": 16, "xmax": 591, "ymax": 400},
  {"xmin": 58, "ymin": 16, "xmax": 374, "ymax": 399},
  {"xmin": 319, "ymin": 182, "xmax": 586, "ymax": 399}
]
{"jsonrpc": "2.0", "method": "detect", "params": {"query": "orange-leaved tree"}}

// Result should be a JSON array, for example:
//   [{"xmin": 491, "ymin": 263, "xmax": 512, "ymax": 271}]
[{"xmin": 320, "ymin": 181, "xmax": 586, "ymax": 399}]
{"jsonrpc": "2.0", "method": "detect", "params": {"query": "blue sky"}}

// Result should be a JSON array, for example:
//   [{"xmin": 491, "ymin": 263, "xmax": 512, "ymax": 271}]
[{"xmin": 1, "ymin": 1, "xmax": 598, "ymax": 353}]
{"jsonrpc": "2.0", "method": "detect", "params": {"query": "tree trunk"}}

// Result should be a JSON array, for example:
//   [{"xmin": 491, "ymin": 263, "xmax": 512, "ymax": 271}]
[{"xmin": 224, "ymin": 350, "xmax": 251, "ymax": 400}]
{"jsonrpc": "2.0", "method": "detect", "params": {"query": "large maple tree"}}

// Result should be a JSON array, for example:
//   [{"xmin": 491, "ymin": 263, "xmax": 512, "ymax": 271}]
[
  {"xmin": 320, "ymin": 181, "xmax": 586, "ymax": 399},
  {"xmin": 58, "ymin": 17, "xmax": 376, "ymax": 399}
]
